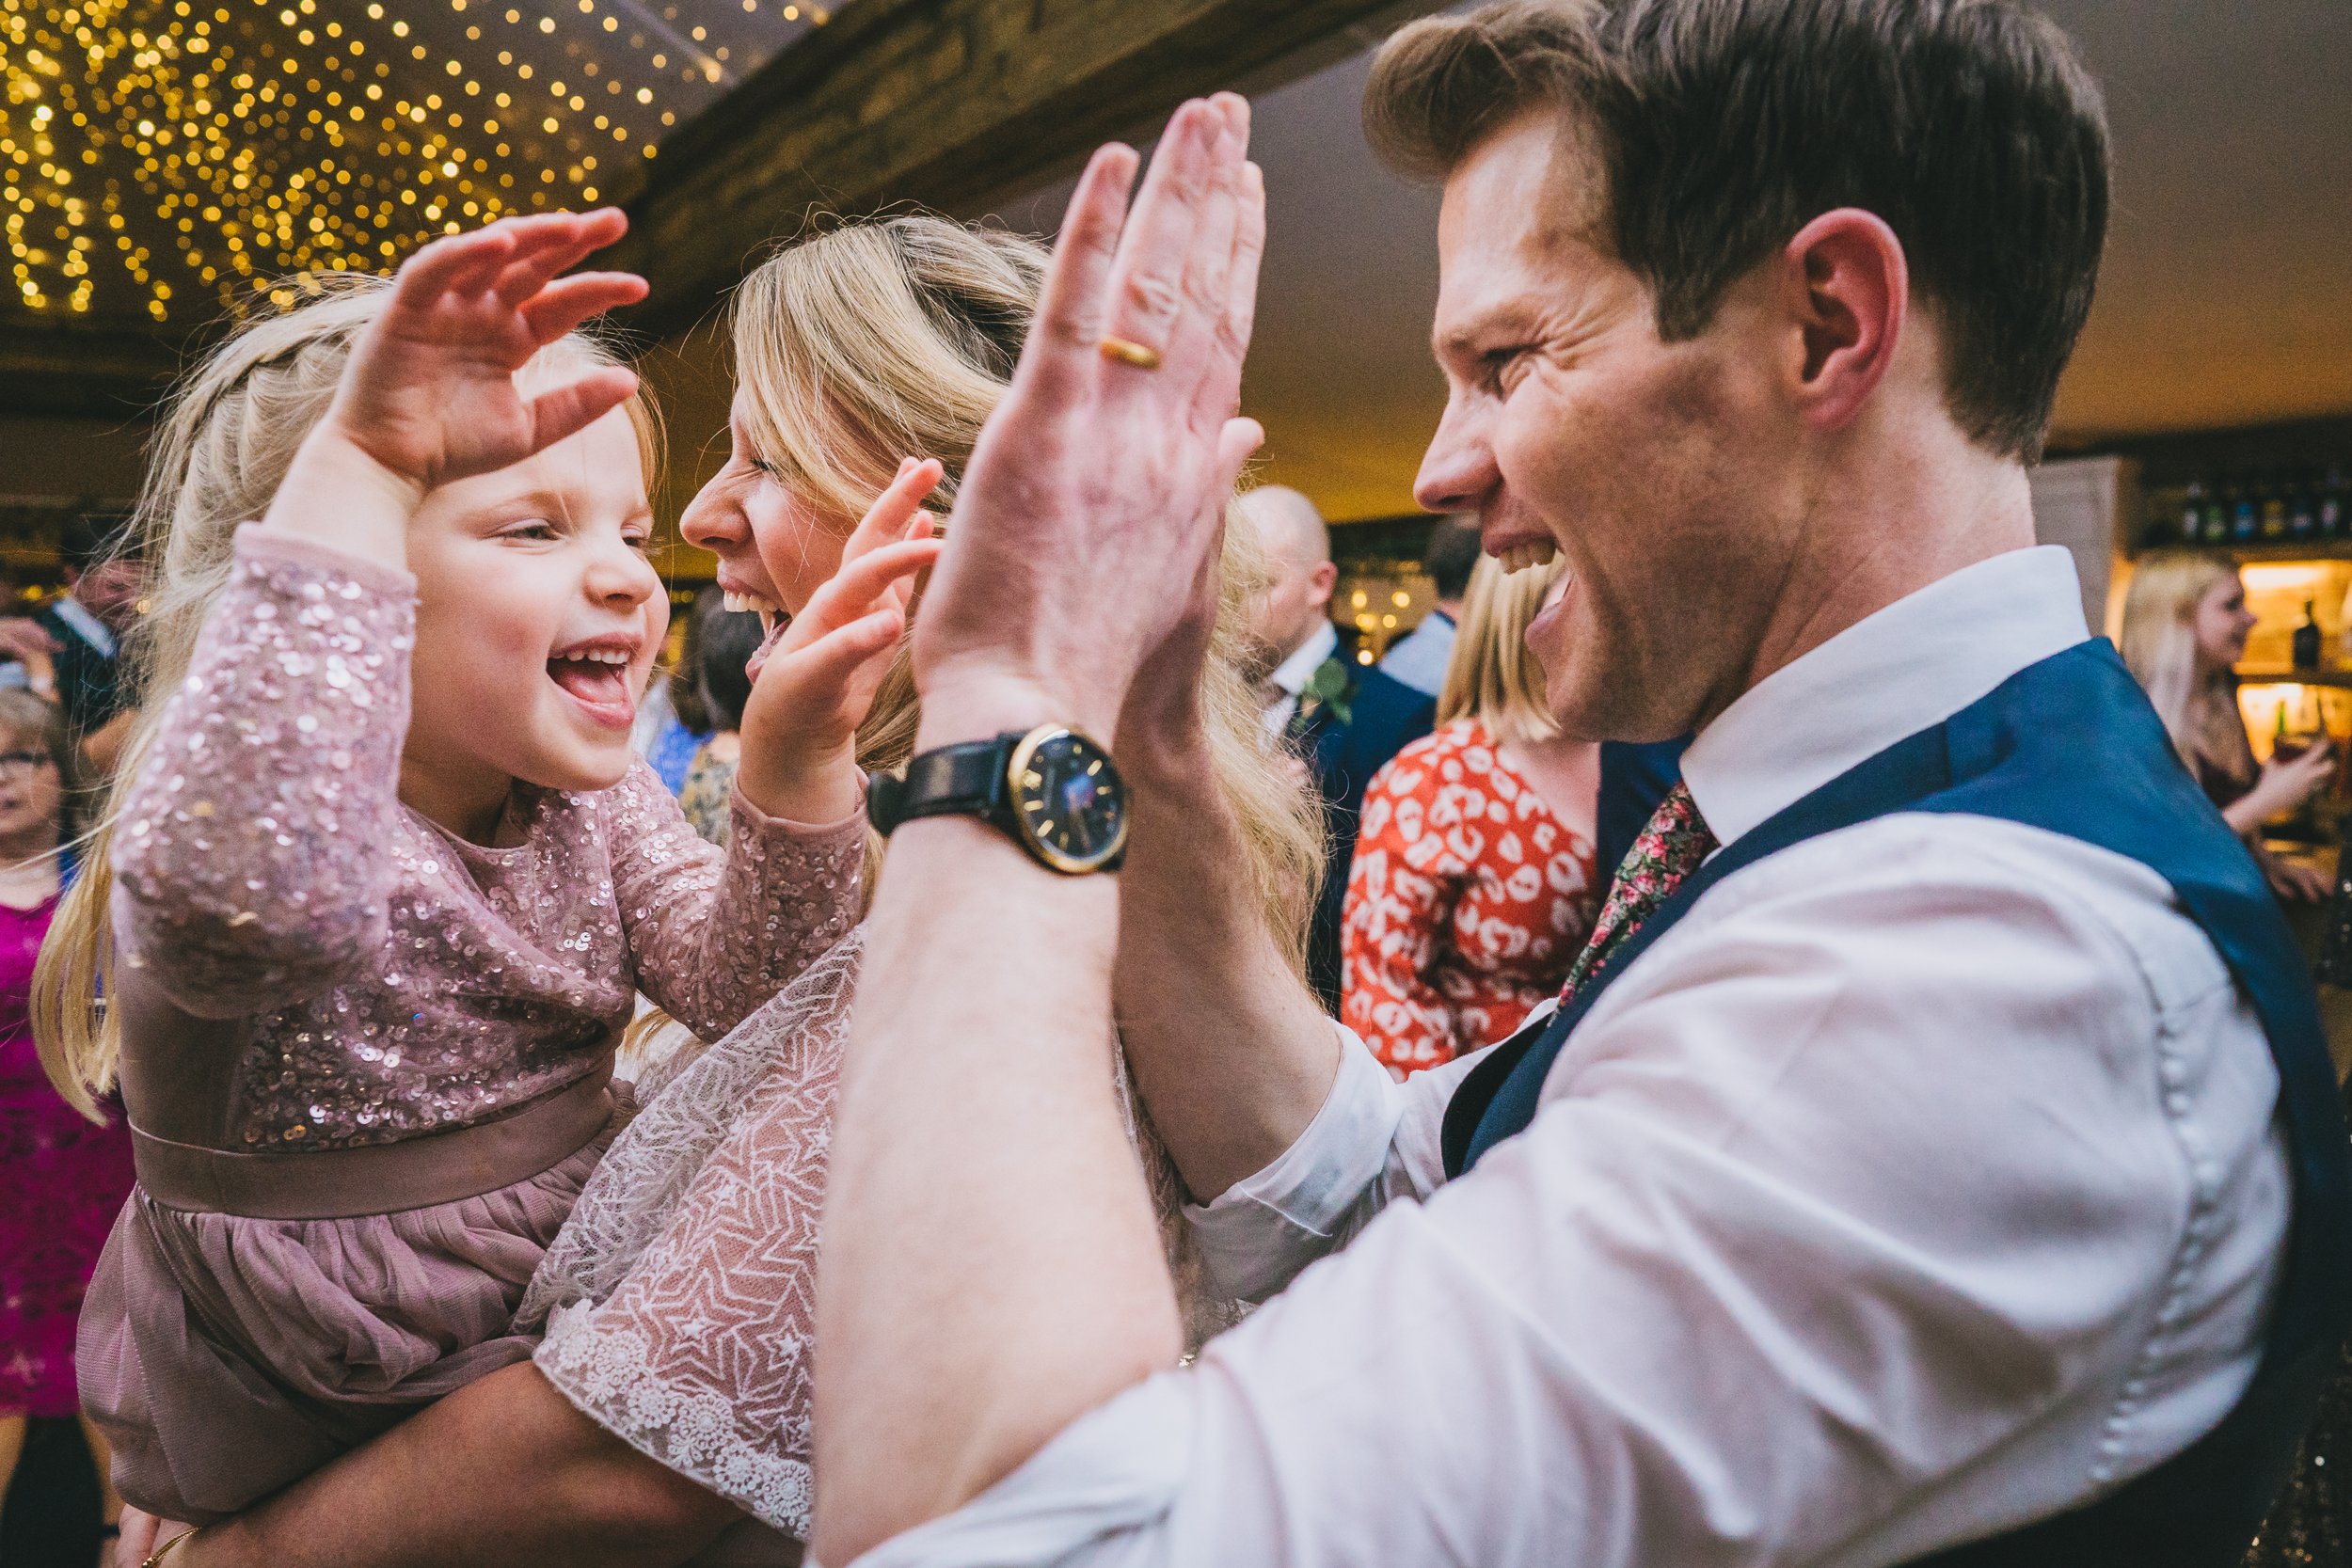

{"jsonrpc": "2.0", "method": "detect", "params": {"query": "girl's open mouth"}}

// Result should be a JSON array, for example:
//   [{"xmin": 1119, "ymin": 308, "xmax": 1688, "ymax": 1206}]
[{"xmin": 547, "ymin": 645, "xmax": 637, "ymax": 729}]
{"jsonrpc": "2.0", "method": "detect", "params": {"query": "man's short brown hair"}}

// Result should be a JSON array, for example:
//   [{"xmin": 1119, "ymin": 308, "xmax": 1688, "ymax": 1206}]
[{"xmin": 1365, "ymin": 0, "xmax": 2109, "ymax": 460}]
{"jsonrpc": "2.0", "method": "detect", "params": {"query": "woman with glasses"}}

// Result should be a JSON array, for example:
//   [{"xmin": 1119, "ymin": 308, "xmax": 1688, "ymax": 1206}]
[{"xmin": 0, "ymin": 689, "xmax": 129, "ymax": 1550}]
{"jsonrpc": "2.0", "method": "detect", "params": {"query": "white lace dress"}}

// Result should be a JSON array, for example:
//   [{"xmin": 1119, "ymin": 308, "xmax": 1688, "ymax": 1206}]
[{"xmin": 517, "ymin": 927, "xmax": 1235, "ymax": 1556}]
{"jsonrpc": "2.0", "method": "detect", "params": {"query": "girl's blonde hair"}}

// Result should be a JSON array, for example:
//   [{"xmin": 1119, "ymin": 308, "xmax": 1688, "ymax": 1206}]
[
  {"xmin": 1438, "ymin": 553, "xmax": 1567, "ymax": 747},
  {"xmin": 732, "ymin": 215, "xmax": 1324, "ymax": 966},
  {"xmin": 35, "ymin": 273, "xmax": 660, "ymax": 1119},
  {"xmin": 2118, "ymin": 550, "xmax": 2252, "ymax": 781}
]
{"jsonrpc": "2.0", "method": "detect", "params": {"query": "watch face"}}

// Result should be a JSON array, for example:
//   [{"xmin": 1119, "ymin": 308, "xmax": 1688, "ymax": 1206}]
[{"xmin": 1009, "ymin": 727, "xmax": 1128, "ymax": 873}]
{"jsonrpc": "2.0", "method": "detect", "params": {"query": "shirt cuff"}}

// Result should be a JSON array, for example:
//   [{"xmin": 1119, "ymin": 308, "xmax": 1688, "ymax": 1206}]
[
  {"xmin": 840, "ymin": 1373, "xmax": 1195, "ymax": 1568},
  {"xmin": 1184, "ymin": 1022, "xmax": 1405, "ymax": 1302}
]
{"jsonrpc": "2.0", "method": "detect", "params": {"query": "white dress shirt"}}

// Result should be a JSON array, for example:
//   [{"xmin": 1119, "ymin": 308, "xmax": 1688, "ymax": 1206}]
[
  {"xmin": 1376, "ymin": 609, "xmax": 1454, "ymax": 698},
  {"xmin": 1260, "ymin": 619, "xmax": 1339, "ymax": 738},
  {"xmin": 849, "ymin": 546, "xmax": 2288, "ymax": 1568}
]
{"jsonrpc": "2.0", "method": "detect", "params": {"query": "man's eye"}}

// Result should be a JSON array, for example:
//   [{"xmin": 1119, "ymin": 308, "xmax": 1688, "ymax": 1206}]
[{"xmin": 1484, "ymin": 348, "xmax": 1532, "ymax": 391}]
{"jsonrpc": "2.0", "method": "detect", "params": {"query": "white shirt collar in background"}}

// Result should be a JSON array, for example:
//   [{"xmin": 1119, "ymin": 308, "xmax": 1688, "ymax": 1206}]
[
  {"xmin": 1682, "ymin": 545, "xmax": 2090, "ymax": 847},
  {"xmin": 1269, "ymin": 620, "xmax": 1339, "ymax": 699},
  {"xmin": 1262, "ymin": 620, "xmax": 1342, "ymax": 738},
  {"xmin": 49, "ymin": 594, "xmax": 117, "ymax": 659}
]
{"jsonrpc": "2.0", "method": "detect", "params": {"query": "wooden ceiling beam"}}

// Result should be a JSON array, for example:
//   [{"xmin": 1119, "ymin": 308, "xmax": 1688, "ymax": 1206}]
[
  {"xmin": 607, "ymin": 0, "xmax": 1412, "ymax": 339},
  {"xmin": 1, "ymin": 0, "xmax": 1408, "ymax": 404},
  {"xmin": 0, "ymin": 317, "xmax": 181, "ymax": 420}
]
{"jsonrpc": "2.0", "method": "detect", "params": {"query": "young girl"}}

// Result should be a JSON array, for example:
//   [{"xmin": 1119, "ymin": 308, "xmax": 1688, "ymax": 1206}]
[{"xmin": 39, "ymin": 211, "xmax": 935, "ymax": 1526}]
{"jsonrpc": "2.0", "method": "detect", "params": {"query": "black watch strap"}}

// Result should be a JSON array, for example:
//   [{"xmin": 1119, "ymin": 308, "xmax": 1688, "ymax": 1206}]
[
  {"xmin": 868, "ymin": 727, "xmax": 1128, "ymax": 874},
  {"xmin": 868, "ymin": 735, "xmax": 1015, "ymax": 833}
]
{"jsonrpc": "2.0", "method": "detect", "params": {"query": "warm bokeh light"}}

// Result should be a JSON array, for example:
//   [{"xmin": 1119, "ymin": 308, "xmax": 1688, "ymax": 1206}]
[{"xmin": 1, "ymin": 0, "xmax": 834, "ymax": 322}]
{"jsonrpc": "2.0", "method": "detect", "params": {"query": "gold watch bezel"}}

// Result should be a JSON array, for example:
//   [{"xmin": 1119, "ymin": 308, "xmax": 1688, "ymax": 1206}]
[{"xmin": 1005, "ymin": 724, "xmax": 1128, "ymax": 875}]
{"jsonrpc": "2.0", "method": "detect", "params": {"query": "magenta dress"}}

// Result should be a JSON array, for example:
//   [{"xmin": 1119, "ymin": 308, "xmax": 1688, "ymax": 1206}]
[{"xmin": 0, "ymin": 887, "xmax": 135, "ymax": 1418}]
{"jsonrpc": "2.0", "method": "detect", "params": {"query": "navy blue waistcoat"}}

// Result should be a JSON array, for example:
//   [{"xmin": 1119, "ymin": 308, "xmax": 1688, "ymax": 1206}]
[{"xmin": 1440, "ymin": 641, "xmax": 2352, "ymax": 1563}]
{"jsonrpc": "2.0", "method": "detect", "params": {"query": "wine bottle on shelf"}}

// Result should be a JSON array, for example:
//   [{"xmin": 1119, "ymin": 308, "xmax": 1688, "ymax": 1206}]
[
  {"xmin": 2295, "ymin": 599, "xmax": 2323, "ymax": 672},
  {"xmin": 2204, "ymin": 479, "xmax": 2233, "ymax": 543},
  {"xmin": 2231, "ymin": 477, "xmax": 2259, "ymax": 541},
  {"xmin": 2261, "ymin": 472, "xmax": 2290, "ymax": 540},
  {"xmin": 2178, "ymin": 480, "xmax": 2207, "ymax": 545},
  {"xmin": 2323, "ymin": 465, "xmax": 2347, "ymax": 540},
  {"xmin": 2289, "ymin": 472, "xmax": 2318, "ymax": 539}
]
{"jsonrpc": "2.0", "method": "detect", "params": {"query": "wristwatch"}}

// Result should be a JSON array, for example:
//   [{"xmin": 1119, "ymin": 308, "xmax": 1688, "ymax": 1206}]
[{"xmin": 868, "ymin": 724, "xmax": 1129, "ymax": 874}]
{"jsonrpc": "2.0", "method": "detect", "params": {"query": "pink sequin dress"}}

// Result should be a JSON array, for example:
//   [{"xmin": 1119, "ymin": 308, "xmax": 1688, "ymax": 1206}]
[
  {"xmin": 0, "ymin": 887, "xmax": 135, "ymax": 1418},
  {"xmin": 76, "ymin": 526, "xmax": 866, "ymax": 1524}
]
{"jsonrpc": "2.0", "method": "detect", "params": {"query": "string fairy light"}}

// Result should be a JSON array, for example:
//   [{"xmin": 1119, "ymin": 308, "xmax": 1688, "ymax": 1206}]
[{"xmin": 0, "ymin": 0, "xmax": 832, "ymax": 323}]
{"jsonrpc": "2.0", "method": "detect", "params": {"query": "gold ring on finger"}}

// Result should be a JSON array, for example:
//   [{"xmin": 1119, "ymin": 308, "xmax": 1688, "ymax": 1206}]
[{"xmin": 1099, "ymin": 336, "xmax": 1165, "ymax": 371}]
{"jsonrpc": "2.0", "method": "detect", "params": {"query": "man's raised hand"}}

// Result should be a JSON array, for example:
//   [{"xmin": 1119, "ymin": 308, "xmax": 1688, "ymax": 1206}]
[{"xmin": 910, "ymin": 94, "xmax": 1265, "ymax": 745}]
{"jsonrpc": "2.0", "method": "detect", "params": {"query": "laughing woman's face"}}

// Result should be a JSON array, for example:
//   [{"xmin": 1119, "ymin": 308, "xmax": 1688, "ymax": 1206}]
[{"xmin": 678, "ymin": 390, "xmax": 856, "ymax": 641}]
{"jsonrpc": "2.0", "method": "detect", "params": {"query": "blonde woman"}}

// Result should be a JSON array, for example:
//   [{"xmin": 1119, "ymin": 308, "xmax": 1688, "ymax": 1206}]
[
  {"xmin": 128, "ymin": 212, "xmax": 1318, "ymax": 1568},
  {"xmin": 2120, "ymin": 551, "xmax": 2333, "ymax": 899},
  {"xmin": 1341, "ymin": 554, "xmax": 1602, "ymax": 1076}
]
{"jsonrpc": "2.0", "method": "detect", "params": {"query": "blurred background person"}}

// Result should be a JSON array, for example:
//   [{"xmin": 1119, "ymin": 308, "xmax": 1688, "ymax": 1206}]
[
  {"xmin": 1237, "ymin": 486, "xmax": 1351, "ymax": 1006},
  {"xmin": 0, "ymin": 689, "xmax": 127, "ymax": 1562},
  {"xmin": 0, "ymin": 619, "xmax": 57, "ymax": 704},
  {"xmin": 636, "ymin": 584, "xmax": 723, "ymax": 797},
  {"xmin": 1377, "ymin": 515, "xmax": 1479, "ymax": 699},
  {"xmin": 1243, "ymin": 485, "xmax": 1343, "ymax": 739},
  {"xmin": 1342, "ymin": 554, "xmax": 1600, "ymax": 1077},
  {"xmin": 1235, "ymin": 485, "xmax": 1440, "ymax": 1009},
  {"xmin": 676, "ymin": 606, "xmax": 766, "ymax": 847},
  {"xmin": 2121, "ymin": 551, "xmax": 2333, "ymax": 900},
  {"xmin": 32, "ymin": 514, "xmax": 141, "ymax": 750}
]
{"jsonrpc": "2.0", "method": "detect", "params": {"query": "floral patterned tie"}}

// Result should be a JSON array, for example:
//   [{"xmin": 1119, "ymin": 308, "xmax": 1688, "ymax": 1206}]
[{"xmin": 1558, "ymin": 782, "xmax": 1718, "ymax": 1004}]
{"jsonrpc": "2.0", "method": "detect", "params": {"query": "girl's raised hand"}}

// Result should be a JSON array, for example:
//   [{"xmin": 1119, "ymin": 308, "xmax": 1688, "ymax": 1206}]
[
  {"xmin": 326, "ymin": 210, "xmax": 647, "ymax": 493},
  {"xmin": 734, "ymin": 459, "xmax": 946, "ymax": 826}
]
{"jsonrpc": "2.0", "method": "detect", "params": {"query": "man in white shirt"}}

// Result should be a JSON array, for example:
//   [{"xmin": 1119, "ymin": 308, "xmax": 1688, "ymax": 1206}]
[{"xmin": 814, "ymin": 6, "xmax": 2339, "ymax": 1567}]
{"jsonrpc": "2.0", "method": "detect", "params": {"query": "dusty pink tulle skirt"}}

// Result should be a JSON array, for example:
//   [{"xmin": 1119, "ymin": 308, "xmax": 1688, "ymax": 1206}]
[{"xmin": 77, "ymin": 1102, "xmax": 627, "ymax": 1523}]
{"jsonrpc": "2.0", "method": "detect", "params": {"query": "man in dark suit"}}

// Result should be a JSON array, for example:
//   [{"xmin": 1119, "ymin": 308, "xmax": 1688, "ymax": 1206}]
[{"xmin": 1237, "ymin": 486, "xmax": 1439, "ymax": 1010}]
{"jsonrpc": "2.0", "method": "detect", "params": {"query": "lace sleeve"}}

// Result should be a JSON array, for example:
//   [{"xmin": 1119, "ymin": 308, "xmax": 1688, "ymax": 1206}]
[
  {"xmin": 524, "ymin": 929, "xmax": 1244, "ymax": 1539},
  {"xmin": 524, "ymin": 933, "xmax": 862, "ymax": 1537}
]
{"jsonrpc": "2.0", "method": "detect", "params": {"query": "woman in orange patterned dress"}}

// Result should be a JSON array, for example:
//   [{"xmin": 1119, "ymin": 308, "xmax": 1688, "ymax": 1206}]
[{"xmin": 1342, "ymin": 553, "xmax": 1601, "ymax": 1076}]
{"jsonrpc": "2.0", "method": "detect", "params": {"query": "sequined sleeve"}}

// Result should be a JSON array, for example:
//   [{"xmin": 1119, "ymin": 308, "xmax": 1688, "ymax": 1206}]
[
  {"xmin": 111, "ymin": 526, "xmax": 415, "ymax": 1021},
  {"xmin": 604, "ymin": 762, "xmax": 864, "ymax": 1043}
]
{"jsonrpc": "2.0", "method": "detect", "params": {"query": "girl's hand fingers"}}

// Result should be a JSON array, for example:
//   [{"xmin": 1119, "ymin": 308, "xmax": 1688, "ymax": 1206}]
[
  {"xmin": 523, "ymin": 364, "xmax": 642, "ymax": 452},
  {"xmin": 840, "ymin": 460, "xmax": 945, "ymax": 567},
  {"xmin": 390, "ymin": 226, "xmax": 519, "ymax": 311},
  {"xmin": 785, "ymin": 538, "xmax": 943, "ymax": 645},
  {"xmin": 491, "ymin": 209, "xmax": 632, "ymax": 306},
  {"xmin": 516, "ymin": 271, "xmax": 650, "ymax": 343}
]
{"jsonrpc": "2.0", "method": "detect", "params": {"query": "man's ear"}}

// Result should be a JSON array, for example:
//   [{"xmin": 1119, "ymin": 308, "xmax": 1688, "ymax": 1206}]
[
  {"xmin": 1781, "ymin": 208, "xmax": 1908, "ymax": 435},
  {"xmin": 1308, "ymin": 559, "xmax": 1339, "ymax": 610}
]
